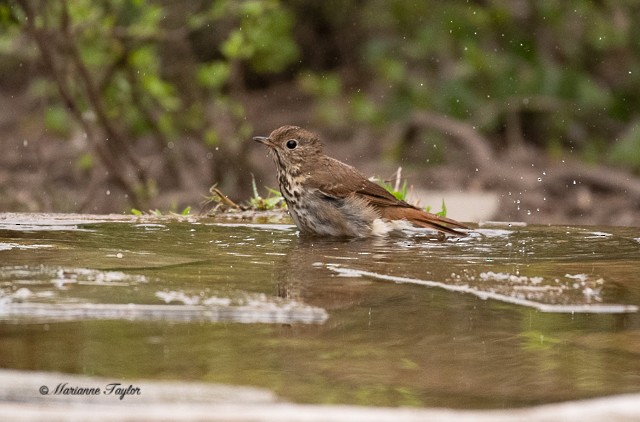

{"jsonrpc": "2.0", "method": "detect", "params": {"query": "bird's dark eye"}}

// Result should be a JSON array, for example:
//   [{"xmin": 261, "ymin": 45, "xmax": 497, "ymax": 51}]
[{"xmin": 285, "ymin": 139, "xmax": 298, "ymax": 149}]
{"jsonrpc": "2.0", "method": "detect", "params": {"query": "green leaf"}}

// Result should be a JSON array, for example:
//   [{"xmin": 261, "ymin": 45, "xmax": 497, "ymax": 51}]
[
  {"xmin": 44, "ymin": 106, "xmax": 71, "ymax": 136},
  {"xmin": 265, "ymin": 187, "xmax": 282, "ymax": 196},
  {"xmin": 378, "ymin": 178, "xmax": 408, "ymax": 201},
  {"xmin": 204, "ymin": 129, "xmax": 219, "ymax": 146},
  {"xmin": 141, "ymin": 75, "xmax": 180, "ymax": 111},
  {"xmin": 197, "ymin": 61, "xmax": 231, "ymax": 90},
  {"xmin": 251, "ymin": 173, "xmax": 259, "ymax": 199},
  {"xmin": 435, "ymin": 199, "xmax": 447, "ymax": 218},
  {"xmin": 221, "ymin": 31, "xmax": 252, "ymax": 59},
  {"xmin": 76, "ymin": 153, "xmax": 94, "ymax": 170},
  {"xmin": 129, "ymin": 47, "xmax": 156, "ymax": 71},
  {"xmin": 610, "ymin": 122, "xmax": 640, "ymax": 171}
]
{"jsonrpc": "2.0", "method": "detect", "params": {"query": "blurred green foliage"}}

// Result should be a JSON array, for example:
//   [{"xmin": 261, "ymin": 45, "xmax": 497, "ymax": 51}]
[
  {"xmin": 295, "ymin": 1, "xmax": 640, "ymax": 170},
  {"xmin": 215, "ymin": 0, "xmax": 298, "ymax": 72},
  {"xmin": 1, "ymin": 0, "xmax": 640, "ymax": 212},
  {"xmin": 1, "ymin": 0, "xmax": 299, "ymax": 207}
]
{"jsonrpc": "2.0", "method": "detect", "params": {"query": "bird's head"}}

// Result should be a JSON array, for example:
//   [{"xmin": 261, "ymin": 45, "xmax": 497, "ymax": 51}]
[{"xmin": 253, "ymin": 125, "xmax": 323, "ymax": 174}]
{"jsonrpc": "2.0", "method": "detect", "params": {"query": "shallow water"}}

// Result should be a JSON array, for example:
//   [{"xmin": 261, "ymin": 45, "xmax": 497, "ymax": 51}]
[{"xmin": 0, "ymin": 214, "xmax": 639, "ymax": 408}]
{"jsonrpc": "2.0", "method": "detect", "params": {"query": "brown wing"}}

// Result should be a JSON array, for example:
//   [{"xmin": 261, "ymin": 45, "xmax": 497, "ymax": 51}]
[
  {"xmin": 308, "ymin": 157, "xmax": 396, "ymax": 202},
  {"xmin": 310, "ymin": 157, "xmax": 469, "ymax": 236}
]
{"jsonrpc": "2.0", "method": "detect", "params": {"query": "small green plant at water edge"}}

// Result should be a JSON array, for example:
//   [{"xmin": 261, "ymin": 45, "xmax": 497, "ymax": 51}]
[
  {"xmin": 202, "ymin": 177, "xmax": 285, "ymax": 213},
  {"xmin": 378, "ymin": 179, "xmax": 408, "ymax": 201},
  {"xmin": 425, "ymin": 199, "xmax": 448, "ymax": 218},
  {"xmin": 375, "ymin": 167, "xmax": 448, "ymax": 217},
  {"xmin": 130, "ymin": 207, "xmax": 191, "ymax": 216},
  {"xmin": 374, "ymin": 167, "xmax": 409, "ymax": 201},
  {"xmin": 249, "ymin": 175, "xmax": 285, "ymax": 211}
]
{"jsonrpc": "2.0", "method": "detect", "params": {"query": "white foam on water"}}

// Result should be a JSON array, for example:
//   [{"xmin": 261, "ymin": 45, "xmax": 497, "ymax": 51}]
[
  {"xmin": 326, "ymin": 265, "xmax": 638, "ymax": 314},
  {"xmin": 585, "ymin": 231, "xmax": 613, "ymax": 238},
  {"xmin": 0, "ymin": 300, "xmax": 328, "ymax": 325},
  {"xmin": 0, "ymin": 242, "xmax": 54, "ymax": 251}
]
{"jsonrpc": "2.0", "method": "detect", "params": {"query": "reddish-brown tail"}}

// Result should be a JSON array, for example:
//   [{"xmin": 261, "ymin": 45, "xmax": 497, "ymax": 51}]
[{"xmin": 379, "ymin": 206, "xmax": 469, "ymax": 236}]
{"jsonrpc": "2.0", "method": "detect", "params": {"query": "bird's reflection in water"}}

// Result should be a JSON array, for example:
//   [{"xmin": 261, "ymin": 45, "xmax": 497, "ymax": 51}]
[
  {"xmin": 271, "ymin": 233, "xmax": 443, "ymax": 310},
  {"xmin": 275, "ymin": 236, "xmax": 375, "ymax": 304}
]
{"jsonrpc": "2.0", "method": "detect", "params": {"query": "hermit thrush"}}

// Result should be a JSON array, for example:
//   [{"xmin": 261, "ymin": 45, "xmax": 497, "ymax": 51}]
[{"xmin": 254, "ymin": 125, "xmax": 469, "ymax": 237}]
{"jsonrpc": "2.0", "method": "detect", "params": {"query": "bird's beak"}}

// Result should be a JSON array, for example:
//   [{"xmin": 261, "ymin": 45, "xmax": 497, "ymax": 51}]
[{"xmin": 253, "ymin": 136, "xmax": 273, "ymax": 148}]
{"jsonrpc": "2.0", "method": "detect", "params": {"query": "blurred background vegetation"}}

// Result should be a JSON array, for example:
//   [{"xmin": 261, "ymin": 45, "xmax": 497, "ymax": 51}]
[{"xmin": 1, "ymin": 0, "xmax": 639, "ymax": 222}]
